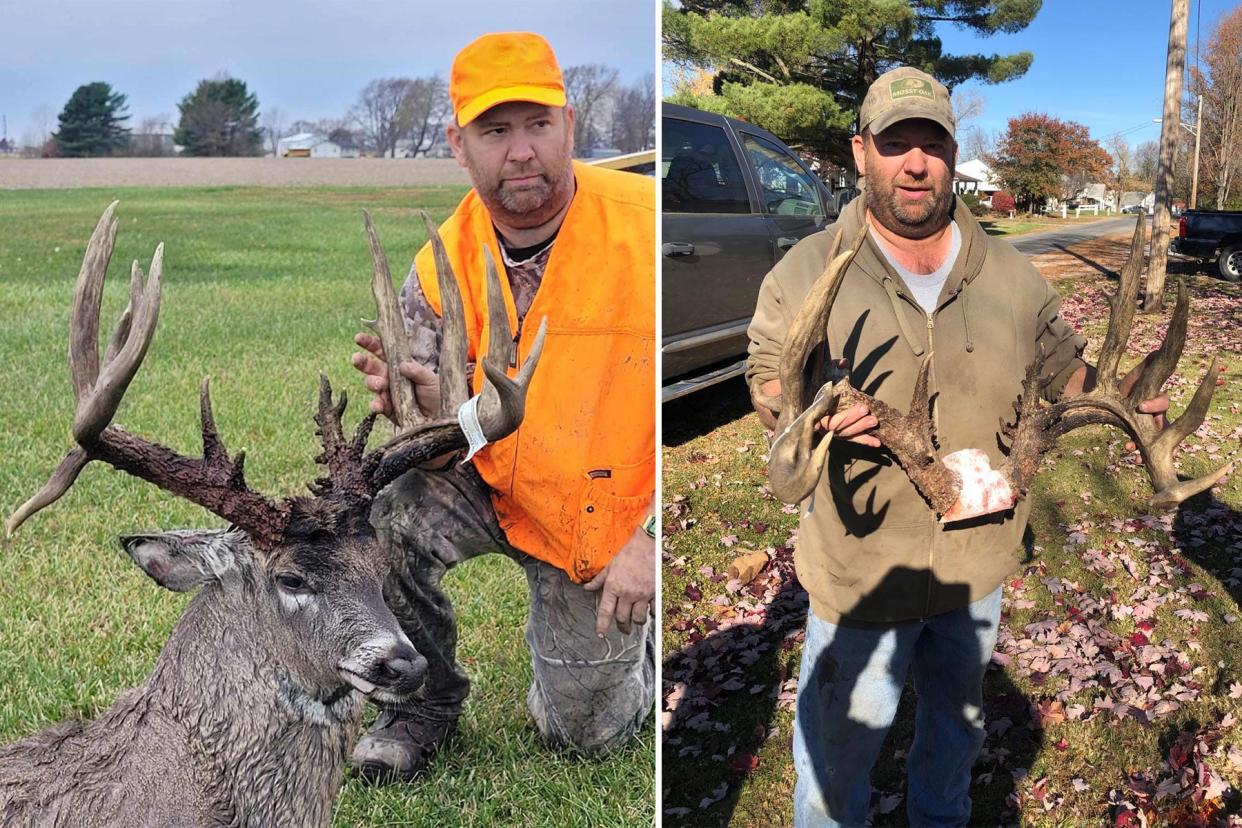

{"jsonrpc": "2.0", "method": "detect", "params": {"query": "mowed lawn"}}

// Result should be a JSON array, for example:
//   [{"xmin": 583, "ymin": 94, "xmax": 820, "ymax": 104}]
[
  {"xmin": 661, "ymin": 258, "xmax": 1242, "ymax": 826},
  {"xmin": 0, "ymin": 187, "xmax": 653, "ymax": 828}
]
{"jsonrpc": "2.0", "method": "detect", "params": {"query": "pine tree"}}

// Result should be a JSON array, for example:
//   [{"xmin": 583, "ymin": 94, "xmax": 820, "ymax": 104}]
[
  {"xmin": 53, "ymin": 82, "xmax": 130, "ymax": 157},
  {"xmin": 664, "ymin": 0, "xmax": 1041, "ymax": 161},
  {"xmin": 175, "ymin": 78, "xmax": 264, "ymax": 157}
]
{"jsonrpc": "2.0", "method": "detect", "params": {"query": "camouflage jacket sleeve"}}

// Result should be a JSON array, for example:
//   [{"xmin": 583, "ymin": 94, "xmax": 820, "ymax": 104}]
[{"xmin": 398, "ymin": 261, "xmax": 445, "ymax": 370}]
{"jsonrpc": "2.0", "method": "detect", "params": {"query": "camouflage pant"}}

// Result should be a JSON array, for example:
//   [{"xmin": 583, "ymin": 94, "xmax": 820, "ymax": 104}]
[{"xmin": 370, "ymin": 463, "xmax": 654, "ymax": 753}]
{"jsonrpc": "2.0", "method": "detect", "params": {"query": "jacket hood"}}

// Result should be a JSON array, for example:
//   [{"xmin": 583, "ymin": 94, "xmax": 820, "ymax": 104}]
[{"xmin": 835, "ymin": 193, "xmax": 989, "ymax": 357}]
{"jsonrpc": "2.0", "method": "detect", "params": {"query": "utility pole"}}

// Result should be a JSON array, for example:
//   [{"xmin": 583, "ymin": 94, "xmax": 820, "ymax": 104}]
[{"xmin": 1145, "ymin": 0, "xmax": 1189, "ymax": 313}]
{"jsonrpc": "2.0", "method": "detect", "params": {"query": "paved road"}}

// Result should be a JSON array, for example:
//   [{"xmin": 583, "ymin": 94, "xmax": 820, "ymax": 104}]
[{"xmin": 1011, "ymin": 215, "xmax": 1152, "ymax": 255}]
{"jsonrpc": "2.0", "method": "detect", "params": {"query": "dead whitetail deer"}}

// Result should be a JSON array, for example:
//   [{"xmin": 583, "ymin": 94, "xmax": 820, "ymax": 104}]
[
  {"xmin": 1, "ymin": 202, "xmax": 544, "ymax": 828},
  {"xmin": 761, "ymin": 216, "xmax": 1233, "ymax": 522}
]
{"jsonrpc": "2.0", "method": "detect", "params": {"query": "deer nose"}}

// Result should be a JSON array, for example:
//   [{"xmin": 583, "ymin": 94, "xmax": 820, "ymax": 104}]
[{"xmin": 376, "ymin": 643, "xmax": 426, "ymax": 690}]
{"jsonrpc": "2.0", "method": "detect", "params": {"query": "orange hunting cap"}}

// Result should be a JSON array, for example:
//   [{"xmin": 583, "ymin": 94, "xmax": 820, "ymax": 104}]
[{"xmin": 451, "ymin": 32, "xmax": 567, "ymax": 127}]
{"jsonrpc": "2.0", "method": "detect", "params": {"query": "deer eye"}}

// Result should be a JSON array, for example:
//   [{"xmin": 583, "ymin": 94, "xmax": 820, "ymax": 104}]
[{"xmin": 275, "ymin": 573, "xmax": 312, "ymax": 594}]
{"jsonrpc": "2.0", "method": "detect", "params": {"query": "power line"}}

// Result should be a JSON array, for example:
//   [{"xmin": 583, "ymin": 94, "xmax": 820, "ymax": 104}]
[{"xmin": 1098, "ymin": 120, "xmax": 1160, "ymax": 142}]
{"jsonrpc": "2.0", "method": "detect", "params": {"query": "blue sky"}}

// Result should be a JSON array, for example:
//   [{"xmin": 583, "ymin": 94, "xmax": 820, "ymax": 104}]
[
  {"xmin": 0, "ymin": 0, "xmax": 656, "ymax": 145},
  {"xmin": 659, "ymin": 0, "xmax": 1236, "ymax": 156},
  {"xmin": 942, "ymin": 0, "xmax": 1238, "ymax": 153}
]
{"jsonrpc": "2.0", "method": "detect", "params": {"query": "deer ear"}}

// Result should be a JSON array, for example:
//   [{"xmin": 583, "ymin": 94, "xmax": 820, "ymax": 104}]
[{"xmin": 119, "ymin": 529, "xmax": 242, "ymax": 592}]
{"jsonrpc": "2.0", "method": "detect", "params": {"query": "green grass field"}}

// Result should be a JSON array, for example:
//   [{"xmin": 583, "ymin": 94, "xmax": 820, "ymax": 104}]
[
  {"xmin": 0, "ymin": 187, "xmax": 653, "ymax": 827},
  {"xmin": 661, "ymin": 267, "xmax": 1242, "ymax": 826}
]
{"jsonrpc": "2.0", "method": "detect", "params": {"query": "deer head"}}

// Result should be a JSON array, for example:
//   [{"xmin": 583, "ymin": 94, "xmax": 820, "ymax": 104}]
[
  {"xmin": 6, "ymin": 201, "xmax": 546, "ymax": 708},
  {"xmin": 762, "ymin": 214, "xmax": 1233, "ymax": 520}
]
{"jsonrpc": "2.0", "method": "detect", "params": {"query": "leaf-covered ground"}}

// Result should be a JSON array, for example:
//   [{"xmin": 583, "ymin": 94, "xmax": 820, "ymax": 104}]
[{"xmin": 661, "ymin": 236, "xmax": 1242, "ymax": 827}]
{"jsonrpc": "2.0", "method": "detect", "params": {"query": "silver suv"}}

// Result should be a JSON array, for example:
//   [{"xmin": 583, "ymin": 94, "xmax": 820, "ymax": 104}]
[{"xmin": 662, "ymin": 103, "xmax": 851, "ymax": 401}]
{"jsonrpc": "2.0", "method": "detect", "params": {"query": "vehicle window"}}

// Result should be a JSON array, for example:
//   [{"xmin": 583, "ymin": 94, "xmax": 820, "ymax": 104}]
[
  {"xmin": 741, "ymin": 133, "xmax": 824, "ymax": 218},
  {"xmin": 662, "ymin": 119, "xmax": 750, "ymax": 214}
]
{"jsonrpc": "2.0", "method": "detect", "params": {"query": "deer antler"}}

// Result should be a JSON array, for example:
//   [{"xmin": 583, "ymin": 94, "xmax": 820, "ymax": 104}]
[
  {"xmin": 358, "ymin": 211, "xmax": 547, "ymax": 493},
  {"xmin": 763, "ymin": 214, "xmax": 1231, "ymax": 519},
  {"xmin": 764, "ymin": 223, "xmax": 959, "ymax": 508},
  {"xmin": 1002, "ymin": 216, "xmax": 1233, "ymax": 509},
  {"xmin": 6, "ymin": 202, "xmax": 291, "ymax": 545}
]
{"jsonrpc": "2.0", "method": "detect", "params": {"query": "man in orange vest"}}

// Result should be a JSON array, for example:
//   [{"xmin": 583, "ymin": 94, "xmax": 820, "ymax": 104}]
[{"xmin": 349, "ymin": 32, "xmax": 656, "ymax": 782}]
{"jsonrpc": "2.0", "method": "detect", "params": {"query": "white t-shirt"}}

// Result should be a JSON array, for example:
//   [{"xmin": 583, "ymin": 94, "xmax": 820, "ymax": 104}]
[{"xmin": 871, "ymin": 221, "xmax": 961, "ymax": 314}]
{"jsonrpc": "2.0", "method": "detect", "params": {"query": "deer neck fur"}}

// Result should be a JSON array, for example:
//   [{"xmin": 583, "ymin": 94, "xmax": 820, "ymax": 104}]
[
  {"xmin": 142, "ymin": 581, "xmax": 364, "ymax": 826},
  {"xmin": 0, "ymin": 581, "xmax": 363, "ymax": 828}
]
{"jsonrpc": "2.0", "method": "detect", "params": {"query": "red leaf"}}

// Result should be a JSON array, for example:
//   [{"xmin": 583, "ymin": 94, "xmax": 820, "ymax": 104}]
[{"xmin": 728, "ymin": 753, "xmax": 760, "ymax": 773}]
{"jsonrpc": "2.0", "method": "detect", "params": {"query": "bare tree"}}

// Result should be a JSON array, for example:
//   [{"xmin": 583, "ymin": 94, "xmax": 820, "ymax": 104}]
[
  {"xmin": 960, "ymin": 126, "xmax": 995, "ymax": 163},
  {"xmin": 1134, "ymin": 140, "xmax": 1160, "ymax": 187},
  {"xmin": 262, "ymin": 106, "xmax": 285, "ymax": 156},
  {"xmin": 352, "ymin": 78, "xmax": 417, "ymax": 158},
  {"xmin": 401, "ymin": 76, "xmax": 451, "ymax": 157},
  {"xmin": 1108, "ymin": 135, "xmax": 1138, "ymax": 211},
  {"xmin": 952, "ymin": 88, "xmax": 986, "ymax": 127},
  {"xmin": 21, "ymin": 103, "xmax": 53, "ymax": 155},
  {"xmin": 607, "ymin": 74, "xmax": 656, "ymax": 154},
  {"xmin": 1190, "ymin": 6, "xmax": 1242, "ymax": 209},
  {"xmin": 563, "ymin": 64, "xmax": 620, "ymax": 154},
  {"xmin": 129, "ymin": 115, "xmax": 173, "ymax": 157}
]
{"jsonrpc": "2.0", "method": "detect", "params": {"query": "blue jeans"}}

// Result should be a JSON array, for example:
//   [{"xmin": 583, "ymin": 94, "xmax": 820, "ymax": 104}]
[{"xmin": 793, "ymin": 587, "xmax": 1002, "ymax": 827}]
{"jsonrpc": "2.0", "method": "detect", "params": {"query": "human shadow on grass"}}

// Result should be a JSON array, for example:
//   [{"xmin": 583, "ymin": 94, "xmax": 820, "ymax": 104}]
[
  {"xmin": 1171, "ymin": 493, "xmax": 1242, "ymax": 619},
  {"xmin": 664, "ymin": 376, "xmax": 757, "ymax": 447},
  {"xmin": 662, "ymin": 565, "xmax": 1041, "ymax": 827}
]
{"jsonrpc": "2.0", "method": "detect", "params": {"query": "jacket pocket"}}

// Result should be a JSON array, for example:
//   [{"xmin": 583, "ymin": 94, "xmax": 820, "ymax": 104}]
[{"xmin": 570, "ymin": 454, "xmax": 654, "ymax": 582}]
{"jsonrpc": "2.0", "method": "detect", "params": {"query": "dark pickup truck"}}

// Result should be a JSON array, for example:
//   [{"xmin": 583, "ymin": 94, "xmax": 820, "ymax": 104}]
[
  {"xmin": 662, "ymin": 103, "xmax": 854, "ymax": 401},
  {"xmin": 1172, "ymin": 209, "xmax": 1242, "ymax": 282}
]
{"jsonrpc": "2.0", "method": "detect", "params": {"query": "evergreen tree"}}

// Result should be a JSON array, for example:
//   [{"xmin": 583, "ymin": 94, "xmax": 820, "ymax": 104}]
[
  {"xmin": 53, "ymin": 82, "xmax": 130, "ymax": 157},
  {"xmin": 175, "ymin": 78, "xmax": 264, "ymax": 157},
  {"xmin": 664, "ymin": 0, "xmax": 1040, "ymax": 162}
]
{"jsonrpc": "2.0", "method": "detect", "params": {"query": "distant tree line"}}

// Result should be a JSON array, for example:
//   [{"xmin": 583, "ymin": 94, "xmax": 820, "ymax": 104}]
[{"xmin": 31, "ymin": 64, "xmax": 655, "ymax": 160}]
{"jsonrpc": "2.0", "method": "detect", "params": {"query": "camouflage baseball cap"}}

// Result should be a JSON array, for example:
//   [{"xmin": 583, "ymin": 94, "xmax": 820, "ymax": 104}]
[{"xmin": 859, "ymin": 67, "xmax": 955, "ymax": 138}]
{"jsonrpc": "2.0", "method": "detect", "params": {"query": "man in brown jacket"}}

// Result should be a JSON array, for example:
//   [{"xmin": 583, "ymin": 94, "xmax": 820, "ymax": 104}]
[{"xmin": 747, "ymin": 67, "xmax": 1168, "ymax": 826}]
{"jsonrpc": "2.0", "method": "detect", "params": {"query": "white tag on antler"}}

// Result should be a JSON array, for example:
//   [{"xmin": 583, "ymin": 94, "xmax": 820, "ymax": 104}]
[{"xmin": 457, "ymin": 394, "xmax": 489, "ymax": 462}]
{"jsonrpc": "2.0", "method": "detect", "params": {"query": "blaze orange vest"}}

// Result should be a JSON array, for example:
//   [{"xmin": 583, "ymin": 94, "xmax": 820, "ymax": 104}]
[{"xmin": 412, "ymin": 161, "xmax": 655, "ymax": 582}]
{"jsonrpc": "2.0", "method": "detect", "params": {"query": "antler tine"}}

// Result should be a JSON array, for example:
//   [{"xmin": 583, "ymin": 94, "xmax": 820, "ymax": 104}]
[
  {"xmin": 766, "ymin": 224, "xmax": 871, "ymax": 504},
  {"xmin": 101, "ymin": 260, "xmax": 143, "ymax": 368},
  {"xmin": 310, "ymin": 375, "xmax": 375, "ymax": 500},
  {"xmin": 69, "ymin": 201, "xmax": 119, "ymax": 405},
  {"xmin": 1135, "ymin": 352, "xmax": 1232, "ymax": 509},
  {"xmin": 1129, "ymin": 279, "xmax": 1191, "ymax": 405},
  {"xmin": 838, "ymin": 355, "xmax": 962, "ymax": 514},
  {"xmin": 418, "ymin": 210, "xmax": 470, "ymax": 414},
  {"xmin": 476, "ymin": 246, "xmax": 547, "ymax": 439},
  {"xmin": 1093, "ymin": 215, "xmax": 1146, "ymax": 392},
  {"xmin": 362, "ymin": 210, "xmax": 423, "ymax": 431},
  {"xmin": 774, "ymin": 225, "xmax": 855, "ymax": 418},
  {"xmin": 6, "ymin": 448, "xmax": 90, "ymax": 537},
  {"xmin": 8, "ymin": 204, "xmax": 290, "ymax": 547},
  {"xmin": 363, "ymin": 228, "xmax": 546, "ymax": 495},
  {"xmin": 71, "ymin": 242, "xmax": 163, "ymax": 446}
]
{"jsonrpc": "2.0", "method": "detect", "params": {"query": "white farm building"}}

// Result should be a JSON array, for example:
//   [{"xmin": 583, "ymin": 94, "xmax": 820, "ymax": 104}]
[{"xmin": 277, "ymin": 133, "xmax": 356, "ymax": 158}]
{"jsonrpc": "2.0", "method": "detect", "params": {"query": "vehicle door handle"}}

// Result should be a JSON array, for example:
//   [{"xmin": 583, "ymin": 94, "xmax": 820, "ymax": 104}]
[
  {"xmin": 776, "ymin": 236, "xmax": 799, "ymax": 251},
  {"xmin": 662, "ymin": 242, "xmax": 696, "ymax": 257}
]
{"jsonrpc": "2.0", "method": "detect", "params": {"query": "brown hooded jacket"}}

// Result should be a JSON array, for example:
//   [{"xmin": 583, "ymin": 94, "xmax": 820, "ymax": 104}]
[{"xmin": 747, "ymin": 195, "xmax": 1086, "ymax": 624}]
